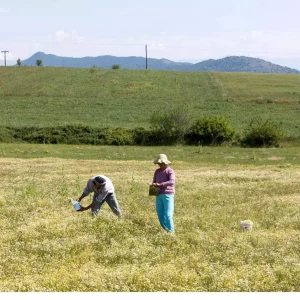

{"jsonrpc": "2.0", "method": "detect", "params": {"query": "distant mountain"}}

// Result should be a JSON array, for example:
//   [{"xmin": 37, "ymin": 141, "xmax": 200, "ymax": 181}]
[
  {"xmin": 266, "ymin": 57, "xmax": 300, "ymax": 71},
  {"xmin": 19, "ymin": 52, "xmax": 300, "ymax": 74},
  {"xmin": 189, "ymin": 56, "xmax": 300, "ymax": 74},
  {"xmin": 20, "ymin": 52, "xmax": 192, "ymax": 71}
]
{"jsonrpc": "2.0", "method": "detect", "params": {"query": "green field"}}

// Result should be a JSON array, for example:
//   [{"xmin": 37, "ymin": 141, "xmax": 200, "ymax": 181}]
[
  {"xmin": 1, "ymin": 66, "xmax": 300, "ymax": 291},
  {"xmin": 1, "ymin": 144, "xmax": 300, "ymax": 291},
  {"xmin": 1, "ymin": 143, "xmax": 300, "ymax": 166},
  {"xmin": 1, "ymin": 67, "xmax": 300, "ymax": 137}
]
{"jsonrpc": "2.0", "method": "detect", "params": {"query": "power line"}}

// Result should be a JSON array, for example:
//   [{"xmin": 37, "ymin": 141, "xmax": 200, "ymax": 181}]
[{"xmin": 1, "ymin": 50, "xmax": 9, "ymax": 66}]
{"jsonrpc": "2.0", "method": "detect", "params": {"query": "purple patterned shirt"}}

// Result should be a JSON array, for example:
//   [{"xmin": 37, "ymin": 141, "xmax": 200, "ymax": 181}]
[{"xmin": 152, "ymin": 167, "xmax": 175, "ymax": 194}]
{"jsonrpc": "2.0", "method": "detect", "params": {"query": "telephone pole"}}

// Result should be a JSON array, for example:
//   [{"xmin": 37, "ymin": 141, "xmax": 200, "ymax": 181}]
[
  {"xmin": 145, "ymin": 44, "xmax": 148, "ymax": 69},
  {"xmin": 1, "ymin": 50, "xmax": 9, "ymax": 66}
]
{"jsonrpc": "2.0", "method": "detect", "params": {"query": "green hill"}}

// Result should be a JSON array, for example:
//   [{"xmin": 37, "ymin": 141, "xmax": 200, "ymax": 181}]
[{"xmin": 0, "ymin": 66, "xmax": 300, "ymax": 138}]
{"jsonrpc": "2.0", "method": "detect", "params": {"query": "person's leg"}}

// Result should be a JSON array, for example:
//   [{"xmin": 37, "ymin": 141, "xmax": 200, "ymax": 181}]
[
  {"xmin": 104, "ymin": 193, "xmax": 122, "ymax": 217},
  {"xmin": 156, "ymin": 194, "xmax": 167, "ymax": 230},
  {"xmin": 162, "ymin": 194, "xmax": 175, "ymax": 233},
  {"xmin": 91, "ymin": 194, "xmax": 104, "ymax": 216}
]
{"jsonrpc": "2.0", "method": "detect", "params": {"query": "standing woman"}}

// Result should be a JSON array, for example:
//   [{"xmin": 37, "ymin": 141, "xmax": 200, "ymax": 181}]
[{"xmin": 151, "ymin": 154, "xmax": 175, "ymax": 233}]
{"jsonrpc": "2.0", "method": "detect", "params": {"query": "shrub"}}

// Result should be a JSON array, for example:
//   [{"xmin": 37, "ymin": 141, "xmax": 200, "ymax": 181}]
[
  {"xmin": 0, "ymin": 127, "xmax": 14, "ymax": 142},
  {"xmin": 112, "ymin": 64, "xmax": 120, "ymax": 69},
  {"xmin": 100, "ymin": 128, "xmax": 135, "ymax": 145},
  {"xmin": 150, "ymin": 107, "xmax": 191, "ymax": 145},
  {"xmin": 185, "ymin": 115, "xmax": 235, "ymax": 145},
  {"xmin": 36, "ymin": 60, "xmax": 43, "ymax": 67},
  {"xmin": 241, "ymin": 118, "xmax": 285, "ymax": 148},
  {"xmin": 133, "ymin": 127, "xmax": 159, "ymax": 146},
  {"xmin": 89, "ymin": 66, "xmax": 96, "ymax": 73},
  {"xmin": 1, "ymin": 126, "xmax": 136, "ymax": 146}
]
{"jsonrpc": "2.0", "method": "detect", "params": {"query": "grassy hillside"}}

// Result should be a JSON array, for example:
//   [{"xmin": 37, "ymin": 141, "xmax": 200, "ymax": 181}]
[{"xmin": 0, "ymin": 67, "xmax": 300, "ymax": 137}]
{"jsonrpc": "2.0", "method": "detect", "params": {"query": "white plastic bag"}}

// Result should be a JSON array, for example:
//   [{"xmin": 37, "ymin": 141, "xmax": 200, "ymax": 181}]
[
  {"xmin": 72, "ymin": 200, "xmax": 81, "ymax": 211},
  {"xmin": 240, "ymin": 220, "xmax": 253, "ymax": 230}
]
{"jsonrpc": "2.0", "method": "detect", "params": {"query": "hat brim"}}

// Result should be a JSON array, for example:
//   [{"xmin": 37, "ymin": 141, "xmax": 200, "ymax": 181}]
[{"xmin": 153, "ymin": 159, "xmax": 171, "ymax": 164}]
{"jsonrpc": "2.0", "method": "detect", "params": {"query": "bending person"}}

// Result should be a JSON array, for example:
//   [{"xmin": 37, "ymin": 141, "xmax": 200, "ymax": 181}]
[{"xmin": 76, "ymin": 175, "xmax": 122, "ymax": 217}]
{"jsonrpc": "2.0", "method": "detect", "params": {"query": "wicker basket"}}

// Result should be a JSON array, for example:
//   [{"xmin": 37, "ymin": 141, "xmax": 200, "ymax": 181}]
[{"xmin": 149, "ymin": 185, "xmax": 160, "ymax": 196}]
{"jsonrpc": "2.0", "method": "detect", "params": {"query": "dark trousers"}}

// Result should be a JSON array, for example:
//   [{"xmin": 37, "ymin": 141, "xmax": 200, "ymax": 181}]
[{"xmin": 92, "ymin": 192, "xmax": 122, "ymax": 217}]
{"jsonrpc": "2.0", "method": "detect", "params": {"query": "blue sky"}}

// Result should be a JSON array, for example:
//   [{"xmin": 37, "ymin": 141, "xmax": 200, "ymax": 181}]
[{"xmin": 1, "ymin": 0, "xmax": 300, "ymax": 68}]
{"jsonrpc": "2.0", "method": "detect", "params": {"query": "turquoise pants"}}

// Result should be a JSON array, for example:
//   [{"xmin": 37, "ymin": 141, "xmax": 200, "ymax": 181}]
[{"xmin": 155, "ymin": 194, "xmax": 175, "ymax": 232}]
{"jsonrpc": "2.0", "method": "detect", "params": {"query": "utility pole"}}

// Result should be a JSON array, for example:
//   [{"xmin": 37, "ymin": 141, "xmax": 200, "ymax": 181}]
[
  {"xmin": 145, "ymin": 44, "xmax": 148, "ymax": 69},
  {"xmin": 1, "ymin": 50, "xmax": 9, "ymax": 66}
]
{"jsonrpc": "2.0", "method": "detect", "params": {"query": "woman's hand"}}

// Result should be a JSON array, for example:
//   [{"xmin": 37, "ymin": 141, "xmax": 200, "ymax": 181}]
[{"xmin": 152, "ymin": 183, "xmax": 162, "ymax": 187}]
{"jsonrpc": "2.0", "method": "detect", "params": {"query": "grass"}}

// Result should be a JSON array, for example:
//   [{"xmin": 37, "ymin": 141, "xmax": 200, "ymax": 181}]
[
  {"xmin": 0, "ymin": 67, "xmax": 300, "ymax": 137},
  {"xmin": 1, "ymin": 143, "xmax": 300, "ymax": 166},
  {"xmin": 215, "ymin": 72, "xmax": 300, "ymax": 104},
  {"xmin": 1, "ymin": 144, "xmax": 300, "ymax": 291}
]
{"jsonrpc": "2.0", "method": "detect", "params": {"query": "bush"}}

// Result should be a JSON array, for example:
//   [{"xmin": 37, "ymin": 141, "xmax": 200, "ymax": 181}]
[
  {"xmin": 0, "ymin": 127, "xmax": 14, "ymax": 142},
  {"xmin": 112, "ymin": 64, "xmax": 120, "ymax": 69},
  {"xmin": 0, "ymin": 126, "xmax": 136, "ymax": 146},
  {"xmin": 185, "ymin": 115, "xmax": 235, "ymax": 145},
  {"xmin": 133, "ymin": 128, "xmax": 160, "ymax": 146},
  {"xmin": 100, "ymin": 128, "xmax": 135, "ymax": 145},
  {"xmin": 36, "ymin": 60, "xmax": 43, "ymax": 67},
  {"xmin": 241, "ymin": 119, "xmax": 285, "ymax": 148},
  {"xmin": 150, "ymin": 107, "xmax": 191, "ymax": 145},
  {"xmin": 89, "ymin": 66, "xmax": 97, "ymax": 73}
]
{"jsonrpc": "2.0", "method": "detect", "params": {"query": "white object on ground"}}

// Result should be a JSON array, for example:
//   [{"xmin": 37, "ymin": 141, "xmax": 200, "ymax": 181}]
[
  {"xmin": 240, "ymin": 220, "xmax": 253, "ymax": 230},
  {"xmin": 72, "ymin": 200, "xmax": 81, "ymax": 211}
]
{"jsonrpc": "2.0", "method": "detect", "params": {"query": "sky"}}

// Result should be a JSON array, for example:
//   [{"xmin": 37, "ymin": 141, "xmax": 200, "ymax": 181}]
[{"xmin": 1, "ymin": 0, "xmax": 300, "ymax": 69}]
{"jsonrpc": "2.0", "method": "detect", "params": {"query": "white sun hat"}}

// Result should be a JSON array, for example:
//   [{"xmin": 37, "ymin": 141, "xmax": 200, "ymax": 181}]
[{"xmin": 153, "ymin": 154, "xmax": 171, "ymax": 164}]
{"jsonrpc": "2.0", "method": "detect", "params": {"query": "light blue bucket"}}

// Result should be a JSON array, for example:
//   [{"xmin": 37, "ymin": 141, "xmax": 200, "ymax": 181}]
[{"xmin": 72, "ymin": 200, "xmax": 81, "ymax": 211}]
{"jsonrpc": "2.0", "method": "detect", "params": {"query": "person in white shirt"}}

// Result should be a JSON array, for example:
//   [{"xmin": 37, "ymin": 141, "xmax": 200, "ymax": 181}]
[{"xmin": 76, "ymin": 175, "xmax": 122, "ymax": 217}]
